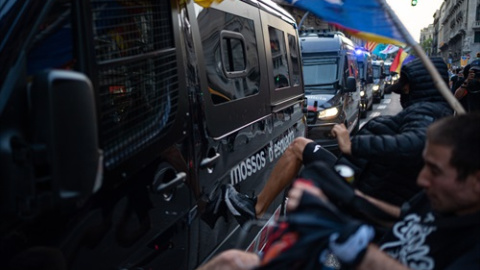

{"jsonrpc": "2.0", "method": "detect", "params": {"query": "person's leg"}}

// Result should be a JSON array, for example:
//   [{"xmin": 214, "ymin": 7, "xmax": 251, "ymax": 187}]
[
  {"xmin": 223, "ymin": 137, "xmax": 338, "ymax": 225},
  {"xmin": 255, "ymin": 137, "xmax": 313, "ymax": 217},
  {"xmin": 196, "ymin": 250, "xmax": 260, "ymax": 270}
]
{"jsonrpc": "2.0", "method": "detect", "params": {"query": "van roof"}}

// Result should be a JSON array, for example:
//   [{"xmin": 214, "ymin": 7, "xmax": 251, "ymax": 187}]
[
  {"xmin": 256, "ymin": 0, "xmax": 296, "ymax": 25},
  {"xmin": 299, "ymin": 33, "xmax": 355, "ymax": 53}
]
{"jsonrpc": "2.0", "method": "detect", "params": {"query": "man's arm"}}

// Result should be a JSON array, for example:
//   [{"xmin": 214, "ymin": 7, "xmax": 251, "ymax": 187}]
[
  {"xmin": 355, "ymin": 190, "xmax": 401, "ymax": 219},
  {"xmin": 357, "ymin": 245, "xmax": 410, "ymax": 270},
  {"xmin": 331, "ymin": 124, "xmax": 352, "ymax": 155}
]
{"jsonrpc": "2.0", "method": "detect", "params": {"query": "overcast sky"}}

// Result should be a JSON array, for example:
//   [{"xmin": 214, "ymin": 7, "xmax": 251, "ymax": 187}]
[{"xmin": 386, "ymin": 0, "xmax": 444, "ymax": 42}]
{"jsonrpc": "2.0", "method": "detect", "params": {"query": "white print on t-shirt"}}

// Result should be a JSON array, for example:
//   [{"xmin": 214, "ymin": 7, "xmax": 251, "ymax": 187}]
[{"xmin": 380, "ymin": 213, "xmax": 437, "ymax": 270}]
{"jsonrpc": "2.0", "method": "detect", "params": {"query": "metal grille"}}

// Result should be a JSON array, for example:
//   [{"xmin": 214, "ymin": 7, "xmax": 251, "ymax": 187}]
[{"xmin": 90, "ymin": 0, "xmax": 179, "ymax": 169}]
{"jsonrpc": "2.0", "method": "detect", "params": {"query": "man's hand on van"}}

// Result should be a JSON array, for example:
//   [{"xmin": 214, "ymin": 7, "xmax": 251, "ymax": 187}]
[{"xmin": 331, "ymin": 124, "xmax": 352, "ymax": 155}]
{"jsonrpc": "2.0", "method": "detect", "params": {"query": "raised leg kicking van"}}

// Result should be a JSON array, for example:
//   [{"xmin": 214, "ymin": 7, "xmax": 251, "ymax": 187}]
[
  {"xmin": 300, "ymin": 32, "xmax": 360, "ymax": 152},
  {"xmin": 0, "ymin": 0, "xmax": 305, "ymax": 269}
]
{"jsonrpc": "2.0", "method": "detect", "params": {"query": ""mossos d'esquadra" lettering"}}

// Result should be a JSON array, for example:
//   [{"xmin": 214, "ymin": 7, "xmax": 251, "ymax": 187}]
[{"xmin": 230, "ymin": 129, "xmax": 295, "ymax": 185}]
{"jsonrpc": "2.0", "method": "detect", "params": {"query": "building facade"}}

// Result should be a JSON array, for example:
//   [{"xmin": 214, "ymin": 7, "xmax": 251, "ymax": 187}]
[
  {"xmin": 421, "ymin": 24, "xmax": 435, "ymax": 56},
  {"xmin": 436, "ymin": 0, "xmax": 480, "ymax": 67}
]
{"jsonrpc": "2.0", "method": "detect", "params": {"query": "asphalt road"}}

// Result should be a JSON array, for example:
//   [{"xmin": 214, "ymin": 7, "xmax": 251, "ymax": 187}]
[{"xmin": 360, "ymin": 92, "xmax": 402, "ymax": 129}]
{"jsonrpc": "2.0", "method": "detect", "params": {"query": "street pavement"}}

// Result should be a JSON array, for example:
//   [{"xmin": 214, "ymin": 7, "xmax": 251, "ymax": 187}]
[{"xmin": 360, "ymin": 93, "xmax": 402, "ymax": 129}]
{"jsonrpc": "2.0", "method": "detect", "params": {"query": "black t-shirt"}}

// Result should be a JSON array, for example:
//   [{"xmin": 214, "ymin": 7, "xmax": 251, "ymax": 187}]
[{"xmin": 378, "ymin": 192, "xmax": 480, "ymax": 270}]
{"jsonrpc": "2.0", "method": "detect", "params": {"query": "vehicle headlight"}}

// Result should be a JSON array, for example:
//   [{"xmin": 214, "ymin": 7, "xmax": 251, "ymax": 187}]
[
  {"xmin": 373, "ymin": 85, "xmax": 379, "ymax": 91},
  {"xmin": 318, "ymin": 107, "xmax": 339, "ymax": 119},
  {"xmin": 360, "ymin": 90, "xmax": 365, "ymax": 97}
]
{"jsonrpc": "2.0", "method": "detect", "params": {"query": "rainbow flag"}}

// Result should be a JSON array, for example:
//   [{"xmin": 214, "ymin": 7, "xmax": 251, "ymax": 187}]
[
  {"xmin": 390, "ymin": 48, "xmax": 415, "ymax": 73},
  {"xmin": 284, "ymin": 0, "xmax": 405, "ymax": 45}
]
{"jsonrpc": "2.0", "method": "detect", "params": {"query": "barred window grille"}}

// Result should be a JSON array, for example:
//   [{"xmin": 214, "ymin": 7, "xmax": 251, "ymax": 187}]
[{"xmin": 90, "ymin": 0, "xmax": 179, "ymax": 169}]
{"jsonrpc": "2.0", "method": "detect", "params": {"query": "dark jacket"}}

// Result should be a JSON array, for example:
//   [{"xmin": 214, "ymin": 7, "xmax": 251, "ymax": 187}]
[{"xmin": 344, "ymin": 57, "xmax": 453, "ymax": 206}]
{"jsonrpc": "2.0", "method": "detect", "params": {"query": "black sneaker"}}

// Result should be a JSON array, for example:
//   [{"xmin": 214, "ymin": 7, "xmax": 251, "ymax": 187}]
[{"xmin": 224, "ymin": 184, "xmax": 257, "ymax": 226}]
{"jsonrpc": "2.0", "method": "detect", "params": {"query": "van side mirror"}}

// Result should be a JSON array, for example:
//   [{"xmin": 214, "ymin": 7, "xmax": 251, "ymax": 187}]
[
  {"xmin": 345, "ymin": 76, "xmax": 356, "ymax": 93},
  {"xmin": 30, "ymin": 70, "xmax": 102, "ymax": 209}
]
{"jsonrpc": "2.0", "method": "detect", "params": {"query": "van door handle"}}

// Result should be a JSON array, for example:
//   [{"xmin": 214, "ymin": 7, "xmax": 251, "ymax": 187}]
[
  {"xmin": 156, "ymin": 172, "xmax": 186, "ymax": 193},
  {"xmin": 200, "ymin": 153, "xmax": 220, "ymax": 169}
]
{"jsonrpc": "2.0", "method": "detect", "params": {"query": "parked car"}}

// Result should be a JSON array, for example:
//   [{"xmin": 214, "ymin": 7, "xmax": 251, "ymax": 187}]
[
  {"xmin": 0, "ymin": 0, "xmax": 305, "ymax": 269},
  {"xmin": 300, "ymin": 32, "xmax": 360, "ymax": 153},
  {"xmin": 372, "ymin": 59, "xmax": 386, "ymax": 102}
]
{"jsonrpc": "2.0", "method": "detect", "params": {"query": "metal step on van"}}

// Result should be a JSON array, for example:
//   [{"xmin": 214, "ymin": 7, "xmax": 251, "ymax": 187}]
[{"xmin": 0, "ymin": 0, "xmax": 305, "ymax": 269}]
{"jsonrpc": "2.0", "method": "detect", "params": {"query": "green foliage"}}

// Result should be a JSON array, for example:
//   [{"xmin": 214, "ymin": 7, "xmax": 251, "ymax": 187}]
[{"xmin": 421, "ymin": 38, "xmax": 433, "ymax": 55}]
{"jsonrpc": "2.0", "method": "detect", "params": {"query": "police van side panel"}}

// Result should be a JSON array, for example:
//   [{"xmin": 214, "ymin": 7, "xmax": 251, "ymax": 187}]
[
  {"xmin": 189, "ymin": 0, "xmax": 305, "ymax": 264},
  {"xmin": 0, "ymin": 0, "xmax": 305, "ymax": 269},
  {"xmin": 1, "ymin": 1, "xmax": 195, "ymax": 269}
]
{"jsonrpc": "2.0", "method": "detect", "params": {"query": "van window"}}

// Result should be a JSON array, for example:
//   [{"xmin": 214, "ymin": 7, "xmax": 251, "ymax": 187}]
[
  {"xmin": 221, "ymin": 32, "xmax": 246, "ymax": 73},
  {"xmin": 373, "ymin": 65, "xmax": 382, "ymax": 78},
  {"xmin": 268, "ymin": 26, "xmax": 290, "ymax": 89},
  {"xmin": 90, "ymin": 0, "xmax": 180, "ymax": 170},
  {"xmin": 384, "ymin": 65, "xmax": 391, "ymax": 75},
  {"xmin": 344, "ymin": 56, "xmax": 351, "ymax": 83},
  {"xmin": 358, "ymin": 62, "xmax": 365, "ymax": 79},
  {"xmin": 347, "ymin": 55, "xmax": 358, "ymax": 79},
  {"xmin": 303, "ymin": 57, "xmax": 338, "ymax": 85},
  {"xmin": 288, "ymin": 34, "xmax": 301, "ymax": 86},
  {"xmin": 27, "ymin": 1, "xmax": 74, "ymax": 76},
  {"xmin": 198, "ymin": 8, "xmax": 260, "ymax": 105},
  {"xmin": 196, "ymin": 4, "xmax": 268, "ymax": 138},
  {"xmin": 367, "ymin": 61, "xmax": 373, "ymax": 77}
]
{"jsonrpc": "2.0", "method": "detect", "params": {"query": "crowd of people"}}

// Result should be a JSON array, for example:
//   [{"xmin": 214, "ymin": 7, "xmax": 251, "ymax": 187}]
[
  {"xmin": 450, "ymin": 53, "xmax": 480, "ymax": 112},
  {"xmin": 198, "ymin": 56, "xmax": 480, "ymax": 269}
]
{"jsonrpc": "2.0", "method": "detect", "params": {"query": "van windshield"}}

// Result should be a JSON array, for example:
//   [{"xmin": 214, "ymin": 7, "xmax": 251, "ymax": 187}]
[
  {"xmin": 384, "ymin": 65, "xmax": 391, "ymax": 75},
  {"xmin": 372, "ymin": 65, "xmax": 382, "ymax": 78},
  {"xmin": 302, "ymin": 57, "xmax": 338, "ymax": 86}
]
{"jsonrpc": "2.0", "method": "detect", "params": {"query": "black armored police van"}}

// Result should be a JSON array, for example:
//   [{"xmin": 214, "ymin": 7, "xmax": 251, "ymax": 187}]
[
  {"xmin": 300, "ymin": 32, "xmax": 360, "ymax": 152},
  {"xmin": 371, "ymin": 59, "xmax": 386, "ymax": 102},
  {"xmin": 0, "ymin": 0, "xmax": 305, "ymax": 269},
  {"xmin": 356, "ymin": 49, "xmax": 374, "ymax": 118}
]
